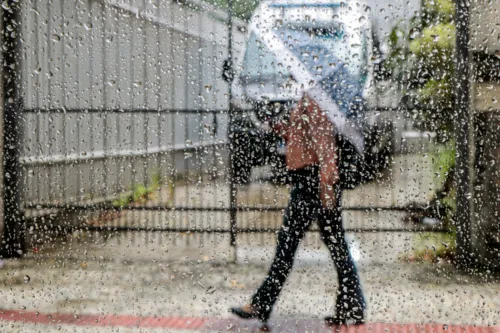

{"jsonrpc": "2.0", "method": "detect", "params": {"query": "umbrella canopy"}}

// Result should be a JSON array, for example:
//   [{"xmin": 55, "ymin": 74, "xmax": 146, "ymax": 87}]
[{"xmin": 249, "ymin": 1, "xmax": 371, "ymax": 154}]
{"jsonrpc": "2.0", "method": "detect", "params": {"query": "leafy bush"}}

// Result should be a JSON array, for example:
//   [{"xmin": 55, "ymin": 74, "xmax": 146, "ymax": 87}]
[{"xmin": 385, "ymin": 0, "xmax": 456, "ymax": 134}]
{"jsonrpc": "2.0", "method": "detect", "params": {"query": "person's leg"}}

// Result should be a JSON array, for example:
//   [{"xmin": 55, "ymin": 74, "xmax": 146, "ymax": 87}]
[
  {"xmin": 248, "ymin": 171, "xmax": 317, "ymax": 322},
  {"xmin": 317, "ymin": 189, "xmax": 366, "ymax": 323}
]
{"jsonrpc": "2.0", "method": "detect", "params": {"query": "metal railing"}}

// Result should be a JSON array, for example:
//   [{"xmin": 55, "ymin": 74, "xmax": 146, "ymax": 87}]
[{"xmin": 0, "ymin": 0, "xmax": 454, "ymax": 259}]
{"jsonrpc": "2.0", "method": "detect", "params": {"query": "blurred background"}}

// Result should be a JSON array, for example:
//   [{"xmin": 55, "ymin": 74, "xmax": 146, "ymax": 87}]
[{"xmin": 0, "ymin": 0, "xmax": 498, "ymax": 331}]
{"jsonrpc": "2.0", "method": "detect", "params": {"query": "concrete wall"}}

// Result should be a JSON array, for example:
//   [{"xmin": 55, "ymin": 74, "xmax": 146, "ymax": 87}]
[
  {"xmin": 470, "ymin": 0, "xmax": 500, "ymax": 53},
  {"xmin": 471, "ymin": 80, "xmax": 500, "ymax": 269},
  {"xmin": 469, "ymin": 0, "xmax": 500, "ymax": 269}
]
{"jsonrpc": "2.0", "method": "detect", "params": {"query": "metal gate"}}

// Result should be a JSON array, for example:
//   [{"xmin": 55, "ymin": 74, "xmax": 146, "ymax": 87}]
[{"xmin": 1, "ymin": 0, "xmax": 451, "ymax": 258}]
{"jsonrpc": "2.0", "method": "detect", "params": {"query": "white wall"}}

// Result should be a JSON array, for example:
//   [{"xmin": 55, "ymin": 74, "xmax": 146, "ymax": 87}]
[
  {"xmin": 19, "ymin": 0, "xmax": 244, "ymax": 204},
  {"xmin": 470, "ymin": 0, "xmax": 500, "ymax": 53}
]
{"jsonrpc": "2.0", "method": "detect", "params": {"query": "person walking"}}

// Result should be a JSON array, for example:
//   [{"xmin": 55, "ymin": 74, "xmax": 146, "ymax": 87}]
[{"xmin": 229, "ymin": 90, "xmax": 366, "ymax": 326}]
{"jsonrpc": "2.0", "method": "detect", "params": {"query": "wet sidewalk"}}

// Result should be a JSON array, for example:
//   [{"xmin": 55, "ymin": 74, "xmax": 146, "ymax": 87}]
[
  {"xmin": 0, "ymin": 242, "xmax": 498, "ymax": 332},
  {"xmin": 0, "ymin": 310, "xmax": 498, "ymax": 333}
]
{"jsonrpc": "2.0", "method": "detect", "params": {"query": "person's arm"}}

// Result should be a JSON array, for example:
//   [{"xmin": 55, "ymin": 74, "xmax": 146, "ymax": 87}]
[
  {"xmin": 270, "ymin": 102, "xmax": 298, "ymax": 141},
  {"xmin": 270, "ymin": 117, "xmax": 289, "ymax": 140},
  {"xmin": 303, "ymin": 95, "xmax": 340, "ymax": 209}
]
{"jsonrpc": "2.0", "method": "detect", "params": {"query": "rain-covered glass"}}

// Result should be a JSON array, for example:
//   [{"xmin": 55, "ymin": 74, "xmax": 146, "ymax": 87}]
[{"xmin": 0, "ymin": 0, "xmax": 497, "ymax": 331}]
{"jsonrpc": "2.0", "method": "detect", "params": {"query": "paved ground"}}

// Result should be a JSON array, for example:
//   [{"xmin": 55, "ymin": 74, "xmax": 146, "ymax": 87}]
[
  {"xmin": 1, "ymin": 310, "xmax": 498, "ymax": 333},
  {"xmin": 4, "ymin": 153, "xmax": 498, "ymax": 332},
  {"xmin": 0, "ymin": 235, "xmax": 499, "ymax": 332}
]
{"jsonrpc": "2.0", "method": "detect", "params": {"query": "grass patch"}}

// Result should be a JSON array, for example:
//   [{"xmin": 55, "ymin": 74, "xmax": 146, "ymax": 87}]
[
  {"xmin": 112, "ymin": 173, "xmax": 162, "ymax": 208},
  {"xmin": 410, "ymin": 230, "xmax": 456, "ymax": 263}
]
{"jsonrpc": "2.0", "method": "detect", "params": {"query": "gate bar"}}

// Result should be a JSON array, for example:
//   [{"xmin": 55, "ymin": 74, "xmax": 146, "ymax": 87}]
[
  {"xmin": 55, "ymin": 225, "xmax": 452, "ymax": 234},
  {"xmin": 1, "ymin": 1, "xmax": 25, "ymax": 258},
  {"xmin": 22, "ymin": 108, "xmax": 233, "ymax": 114},
  {"xmin": 226, "ymin": 0, "xmax": 237, "ymax": 252},
  {"xmin": 23, "ymin": 203, "xmax": 446, "ymax": 213},
  {"xmin": 453, "ymin": 0, "xmax": 473, "ymax": 269}
]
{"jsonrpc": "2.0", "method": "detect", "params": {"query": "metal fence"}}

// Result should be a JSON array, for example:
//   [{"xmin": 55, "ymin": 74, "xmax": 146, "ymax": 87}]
[
  {"xmin": 19, "ymin": 0, "xmax": 244, "ymax": 205},
  {"xmin": 0, "ymin": 0, "xmax": 451, "ymax": 258}
]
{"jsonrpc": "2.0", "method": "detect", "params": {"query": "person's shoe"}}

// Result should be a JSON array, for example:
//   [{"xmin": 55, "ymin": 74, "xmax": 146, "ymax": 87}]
[
  {"xmin": 230, "ymin": 304, "xmax": 260, "ymax": 320},
  {"xmin": 259, "ymin": 323, "xmax": 271, "ymax": 331},
  {"xmin": 325, "ymin": 286, "xmax": 366, "ymax": 326}
]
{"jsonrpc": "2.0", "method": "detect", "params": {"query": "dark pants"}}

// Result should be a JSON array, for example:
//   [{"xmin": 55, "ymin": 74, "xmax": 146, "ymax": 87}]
[{"xmin": 250, "ymin": 166, "xmax": 364, "ymax": 322}]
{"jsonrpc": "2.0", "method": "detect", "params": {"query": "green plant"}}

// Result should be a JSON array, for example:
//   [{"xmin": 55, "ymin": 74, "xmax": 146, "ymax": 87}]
[
  {"xmin": 421, "ymin": 143, "xmax": 456, "ymax": 235},
  {"xmin": 131, "ymin": 184, "xmax": 149, "ymax": 202},
  {"xmin": 151, "ymin": 172, "xmax": 161, "ymax": 188},
  {"xmin": 411, "ymin": 229, "xmax": 456, "ymax": 263},
  {"xmin": 203, "ymin": 0, "xmax": 260, "ymax": 20},
  {"xmin": 112, "ymin": 173, "xmax": 162, "ymax": 208},
  {"xmin": 385, "ymin": 0, "xmax": 456, "ymax": 134},
  {"xmin": 432, "ymin": 142, "xmax": 455, "ymax": 183},
  {"xmin": 113, "ymin": 194, "xmax": 132, "ymax": 208},
  {"xmin": 406, "ymin": 144, "xmax": 457, "ymax": 263}
]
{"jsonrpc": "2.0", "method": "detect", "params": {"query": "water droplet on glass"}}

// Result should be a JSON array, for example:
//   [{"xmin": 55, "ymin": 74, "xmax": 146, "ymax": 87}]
[
  {"xmin": 353, "ymin": 96, "xmax": 363, "ymax": 103},
  {"xmin": 203, "ymin": 123, "xmax": 212, "ymax": 134},
  {"xmin": 204, "ymin": 84, "xmax": 212, "ymax": 92},
  {"xmin": 206, "ymin": 286, "xmax": 216, "ymax": 294},
  {"xmin": 24, "ymin": 275, "xmax": 30, "ymax": 283},
  {"xmin": 84, "ymin": 22, "xmax": 93, "ymax": 30},
  {"xmin": 186, "ymin": 139, "xmax": 193, "ymax": 146},
  {"xmin": 184, "ymin": 152, "xmax": 193, "ymax": 159},
  {"xmin": 358, "ymin": 16, "xmax": 366, "ymax": 24},
  {"xmin": 51, "ymin": 34, "xmax": 61, "ymax": 42},
  {"xmin": 133, "ymin": 81, "xmax": 142, "ymax": 87},
  {"xmin": 1, "ymin": 1, "xmax": 11, "ymax": 10}
]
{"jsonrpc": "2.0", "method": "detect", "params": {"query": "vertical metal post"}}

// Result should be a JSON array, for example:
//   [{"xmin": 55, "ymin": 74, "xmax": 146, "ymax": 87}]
[
  {"xmin": 227, "ymin": 0, "xmax": 237, "ymax": 257},
  {"xmin": 453, "ymin": 0, "xmax": 473, "ymax": 269},
  {"xmin": 1, "ymin": 1, "xmax": 24, "ymax": 258}
]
